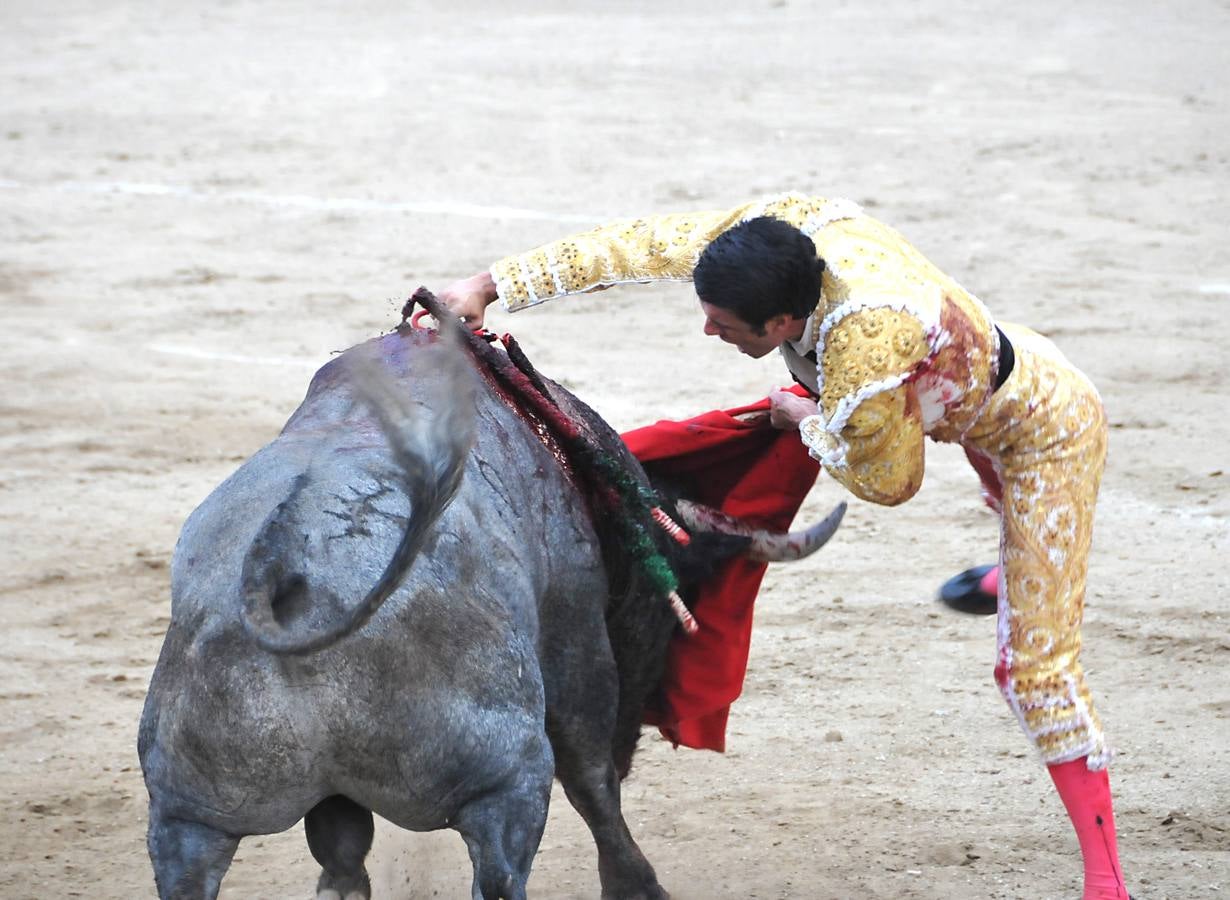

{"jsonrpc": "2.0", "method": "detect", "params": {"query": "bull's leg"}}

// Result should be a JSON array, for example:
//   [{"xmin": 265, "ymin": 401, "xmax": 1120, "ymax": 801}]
[
  {"xmin": 548, "ymin": 666, "xmax": 667, "ymax": 899},
  {"xmin": 452, "ymin": 736, "xmax": 553, "ymax": 900},
  {"xmin": 304, "ymin": 795, "xmax": 375, "ymax": 900},
  {"xmin": 555, "ymin": 745, "xmax": 666, "ymax": 900},
  {"xmin": 146, "ymin": 810, "xmax": 240, "ymax": 900}
]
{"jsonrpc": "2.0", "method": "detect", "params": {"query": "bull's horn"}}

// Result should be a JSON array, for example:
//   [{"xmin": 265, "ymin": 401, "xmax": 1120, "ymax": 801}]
[{"xmin": 674, "ymin": 499, "xmax": 847, "ymax": 562}]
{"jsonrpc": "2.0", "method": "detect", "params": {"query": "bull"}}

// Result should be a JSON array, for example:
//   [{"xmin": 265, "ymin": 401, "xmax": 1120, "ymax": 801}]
[{"xmin": 138, "ymin": 301, "xmax": 845, "ymax": 900}]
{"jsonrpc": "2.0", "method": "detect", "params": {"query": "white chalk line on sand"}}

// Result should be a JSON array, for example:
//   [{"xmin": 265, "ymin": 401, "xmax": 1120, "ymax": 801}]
[
  {"xmin": 146, "ymin": 342, "xmax": 320, "ymax": 368},
  {"xmin": 56, "ymin": 334, "xmax": 318, "ymax": 368},
  {"xmin": 0, "ymin": 177, "xmax": 601, "ymax": 224}
]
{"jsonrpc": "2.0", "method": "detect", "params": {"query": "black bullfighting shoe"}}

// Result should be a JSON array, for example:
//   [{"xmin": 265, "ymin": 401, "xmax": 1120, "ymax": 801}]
[{"xmin": 937, "ymin": 564, "xmax": 999, "ymax": 616}]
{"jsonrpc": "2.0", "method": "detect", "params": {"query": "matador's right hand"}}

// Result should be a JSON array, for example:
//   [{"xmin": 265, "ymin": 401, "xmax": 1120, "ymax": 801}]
[{"xmin": 437, "ymin": 271, "xmax": 498, "ymax": 329}]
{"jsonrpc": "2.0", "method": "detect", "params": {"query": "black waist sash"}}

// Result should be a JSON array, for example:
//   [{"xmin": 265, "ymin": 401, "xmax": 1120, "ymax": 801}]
[{"xmin": 994, "ymin": 325, "xmax": 1015, "ymax": 391}]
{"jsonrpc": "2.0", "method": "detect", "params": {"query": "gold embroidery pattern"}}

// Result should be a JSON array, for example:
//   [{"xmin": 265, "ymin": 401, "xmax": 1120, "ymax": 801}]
[
  {"xmin": 835, "ymin": 385, "xmax": 925, "ymax": 505},
  {"xmin": 523, "ymin": 249, "xmax": 554, "ymax": 302},
  {"xmin": 962, "ymin": 323, "xmax": 1109, "ymax": 765},
  {"xmin": 813, "ymin": 215, "xmax": 953, "ymax": 305},
  {"xmin": 818, "ymin": 307, "xmax": 928, "ymax": 417}
]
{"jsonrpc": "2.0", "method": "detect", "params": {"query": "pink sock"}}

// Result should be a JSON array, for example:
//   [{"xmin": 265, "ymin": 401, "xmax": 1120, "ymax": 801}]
[
  {"xmin": 978, "ymin": 565, "xmax": 1000, "ymax": 597},
  {"xmin": 1048, "ymin": 757, "xmax": 1129, "ymax": 899}
]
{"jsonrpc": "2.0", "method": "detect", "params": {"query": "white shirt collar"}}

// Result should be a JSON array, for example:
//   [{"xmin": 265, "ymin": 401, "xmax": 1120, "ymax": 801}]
[{"xmin": 784, "ymin": 309, "xmax": 822, "ymax": 358}]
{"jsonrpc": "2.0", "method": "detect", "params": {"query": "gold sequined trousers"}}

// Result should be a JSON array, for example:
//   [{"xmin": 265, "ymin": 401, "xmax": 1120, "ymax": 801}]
[{"xmin": 961, "ymin": 323, "xmax": 1110, "ymax": 767}]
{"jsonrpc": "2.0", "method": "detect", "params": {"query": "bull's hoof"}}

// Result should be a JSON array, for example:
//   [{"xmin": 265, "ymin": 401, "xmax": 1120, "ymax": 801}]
[
  {"xmin": 601, "ymin": 886, "xmax": 670, "ymax": 900},
  {"xmin": 315, "ymin": 868, "xmax": 371, "ymax": 900},
  {"xmin": 316, "ymin": 890, "xmax": 369, "ymax": 900}
]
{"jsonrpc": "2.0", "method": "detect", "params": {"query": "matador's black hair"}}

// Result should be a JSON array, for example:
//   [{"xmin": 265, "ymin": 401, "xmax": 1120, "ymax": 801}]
[{"xmin": 694, "ymin": 216, "xmax": 825, "ymax": 332}]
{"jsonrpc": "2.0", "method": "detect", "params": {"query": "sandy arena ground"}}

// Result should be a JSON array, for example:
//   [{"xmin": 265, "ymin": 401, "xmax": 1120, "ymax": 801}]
[{"xmin": 2, "ymin": 1, "xmax": 1228, "ymax": 897}]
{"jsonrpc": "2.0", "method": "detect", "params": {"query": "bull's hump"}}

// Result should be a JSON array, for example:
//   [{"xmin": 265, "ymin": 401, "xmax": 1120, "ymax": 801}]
[{"xmin": 284, "ymin": 330, "xmax": 440, "ymax": 433}]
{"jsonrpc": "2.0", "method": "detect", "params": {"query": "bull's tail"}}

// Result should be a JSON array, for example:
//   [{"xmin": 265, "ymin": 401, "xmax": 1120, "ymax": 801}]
[{"xmin": 240, "ymin": 331, "xmax": 475, "ymax": 655}]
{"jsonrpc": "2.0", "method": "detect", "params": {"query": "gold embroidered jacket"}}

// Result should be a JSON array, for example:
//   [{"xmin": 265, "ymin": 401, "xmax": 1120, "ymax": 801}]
[{"xmin": 491, "ymin": 193, "xmax": 1001, "ymax": 506}]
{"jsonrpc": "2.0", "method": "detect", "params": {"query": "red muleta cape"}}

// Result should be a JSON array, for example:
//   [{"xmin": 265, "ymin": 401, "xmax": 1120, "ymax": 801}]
[{"xmin": 622, "ymin": 386, "xmax": 820, "ymax": 752}]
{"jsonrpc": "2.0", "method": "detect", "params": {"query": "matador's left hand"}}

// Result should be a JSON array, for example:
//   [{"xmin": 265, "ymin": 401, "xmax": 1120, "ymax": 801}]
[{"xmin": 768, "ymin": 390, "xmax": 818, "ymax": 430}]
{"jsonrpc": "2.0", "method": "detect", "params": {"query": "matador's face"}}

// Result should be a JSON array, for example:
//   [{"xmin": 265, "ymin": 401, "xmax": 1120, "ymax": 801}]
[{"xmin": 699, "ymin": 300, "xmax": 793, "ymax": 359}]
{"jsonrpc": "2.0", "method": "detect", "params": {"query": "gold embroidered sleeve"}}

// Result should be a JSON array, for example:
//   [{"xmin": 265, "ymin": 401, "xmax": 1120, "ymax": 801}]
[
  {"xmin": 490, "ymin": 207, "xmax": 748, "ymax": 311},
  {"xmin": 489, "ymin": 193, "xmax": 831, "ymax": 311},
  {"xmin": 800, "ymin": 385, "xmax": 925, "ymax": 506}
]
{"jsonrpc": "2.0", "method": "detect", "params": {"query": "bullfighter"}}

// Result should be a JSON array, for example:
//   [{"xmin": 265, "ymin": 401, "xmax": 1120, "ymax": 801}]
[{"xmin": 439, "ymin": 192, "xmax": 1130, "ymax": 900}]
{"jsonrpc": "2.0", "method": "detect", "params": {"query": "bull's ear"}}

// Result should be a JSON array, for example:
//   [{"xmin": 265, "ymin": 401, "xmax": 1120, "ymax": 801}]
[{"xmin": 672, "ymin": 531, "xmax": 752, "ymax": 587}]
